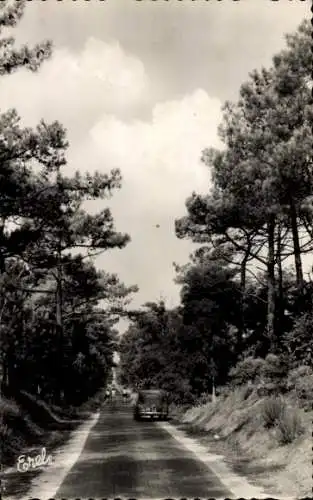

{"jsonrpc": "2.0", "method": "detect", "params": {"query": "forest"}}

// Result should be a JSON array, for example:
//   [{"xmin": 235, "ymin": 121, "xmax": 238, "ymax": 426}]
[
  {"xmin": 0, "ymin": 1, "xmax": 137, "ymax": 407},
  {"xmin": 119, "ymin": 19, "xmax": 313, "ymax": 405}
]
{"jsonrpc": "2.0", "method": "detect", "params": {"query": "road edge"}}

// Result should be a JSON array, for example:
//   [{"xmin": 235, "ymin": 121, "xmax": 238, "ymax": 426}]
[{"xmin": 157, "ymin": 420, "xmax": 293, "ymax": 500}]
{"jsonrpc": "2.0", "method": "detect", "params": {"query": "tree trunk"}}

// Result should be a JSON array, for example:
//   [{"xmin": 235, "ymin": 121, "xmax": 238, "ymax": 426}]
[
  {"xmin": 1, "ymin": 355, "xmax": 8, "ymax": 395},
  {"xmin": 55, "ymin": 249, "xmax": 64, "ymax": 405},
  {"xmin": 0, "ymin": 223, "xmax": 6, "ymax": 396},
  {"xmin": 267, "ymin": 216, "xmax": 276, "ymax": 350},
  {"xmin": 289, "ymin": 197, "xmax": 303, "ymax": 288},
  {"xmin": 0, "ymin": 315, "xmax": 7, "ymax": 397},
  {"xmin": 276, "ymin": 222, "xmax": 284, "ymax": 333},
  {"xmin": 238, "ymin": 250, "xmax": 249, "ymax": 355},
  {"xmin": 212, "ymin": 374, "xmax": 216, "ymax": 403},
  {"xmin": 1, "ymin": 343, "xmax": 16, "ymax": 396},
  {"xmin": 7, "ymin": 349, "xmax": 17, "ymax": 394},
  {"xmin": 0, "ymin": 254, "xmax": 5, "ymax": 274},
  {"xmin": 0, "ymin": 220, "xmax": 6, "ymax": 274}
]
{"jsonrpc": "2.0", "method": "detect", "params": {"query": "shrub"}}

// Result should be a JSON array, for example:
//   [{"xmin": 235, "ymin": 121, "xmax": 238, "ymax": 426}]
[
  {"xmin": 283, "ymin": 312, "xmax": 313, "ymax": 366},
  {"xmin": 276, "ymin": 410, "xmax": 304, "ymax": 444},
  {"xmin": 0, "ymin": 397, "xmax": 21, "ymax": 419},
  {"xmin": 162, "ymin": 378, "xmax": 196, "ymax": 406},
  {"xmin": 172, "ymin": 390, "xmax": 196, "ymax": 407},
  {"xmin": 241, "ymin": 384, "xmax": 254, "ymax": 400},
  {"xmin": 0, "ymin": 421, "xmax": 9, "ymax": 440},
  {"xmin": 287, "ymin": 365, "xmax": 313, "ymax": 390},
  {"xmin": 261, "ymin": 354, "xmax": 288, "ymax": 380},
  {"xmin": 217, "ymin": 384, "xmax": 231, "ymax": 398},
  {"xmin": 286, "ymin": 366, "xmax": 313, "ymax": 409},
  {"xmin": 262, "ymin": 396, "xmax": 286, "ymax": 428},
  {"xmin": 229, "ymin": 356, "xmax": 265, "ymax": 385},
  {"xmin": 260, "ymin": 354, "xmax": 289, "ymax": 392},
  {"xmin": 196, "ymin": 392, "xmax": 212, "ymax": 406}
]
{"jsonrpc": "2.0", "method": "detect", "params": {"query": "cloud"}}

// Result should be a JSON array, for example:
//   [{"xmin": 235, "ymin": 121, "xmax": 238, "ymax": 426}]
[
  {"xmin": 71, "ymin": 89, "xmax": 223, "ymax": 308},
  {"xmin": 0, "ymin": 37, "xmax": 148, "ymax": 134},
  {"xmin": 87, "ymin": 89, "xmax": 222, "ymax": 212},
  {"xmin": 16, "ymin": 0, "xmax": 308, "ymax": 109}
]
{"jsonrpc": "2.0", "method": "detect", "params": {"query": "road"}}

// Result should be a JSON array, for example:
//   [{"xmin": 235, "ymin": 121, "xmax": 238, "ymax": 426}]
[{"xmin": 55, "ymin": 396, "xmax": 233, "ymax": 499}]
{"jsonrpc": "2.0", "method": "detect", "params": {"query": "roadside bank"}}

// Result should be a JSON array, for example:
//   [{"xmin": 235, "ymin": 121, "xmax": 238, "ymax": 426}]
[
  {"xmin": 0, "ymin": 390, "xmax": 104, "ymax": 499},
  {"xmin": 170, "ymin": 385, "xmax": 312, "ymax": 498}
]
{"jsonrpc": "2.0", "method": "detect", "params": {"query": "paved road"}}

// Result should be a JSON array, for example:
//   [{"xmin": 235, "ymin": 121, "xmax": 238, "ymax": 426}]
[{"xmin": 55, "ymin": 397, "xmax": 232, "ymax": 499}]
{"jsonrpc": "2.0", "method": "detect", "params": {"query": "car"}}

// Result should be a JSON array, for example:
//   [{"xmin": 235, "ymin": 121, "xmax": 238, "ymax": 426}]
[{"xmin": 133, "ymin": 389, "xmax": 169, "ymax": 421}]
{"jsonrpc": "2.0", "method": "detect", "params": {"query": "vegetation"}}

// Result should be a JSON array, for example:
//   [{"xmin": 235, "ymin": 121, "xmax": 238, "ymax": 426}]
[
  {"xmin": 119, "ymin": 20, "xmax": 312, "ymax": 418},
  {"xmin": 261, "ymin": 396, "xmax": 286, "ymax": 429},
  {"xmin": 0, "ymin": 3, "xmax": 311, "ymax": 483},
  {"xmin": 276, "ymin": 409, "xmax": 304, "ymax": 444},
  {"xmin": 0, "ymin": 0, "xmax": 137, "ymax": 408}
]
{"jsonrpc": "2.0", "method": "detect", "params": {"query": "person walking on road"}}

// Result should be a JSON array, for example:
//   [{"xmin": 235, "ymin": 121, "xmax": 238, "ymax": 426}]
[{"xmin": 122, "ymin": 388, "xmax": 128, "ymax": 404}]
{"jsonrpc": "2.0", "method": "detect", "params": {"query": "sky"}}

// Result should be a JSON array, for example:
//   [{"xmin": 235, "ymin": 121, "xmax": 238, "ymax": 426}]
[{"xmin": 1, "ymin": 0, "xmax": 309, "ymax": 331}]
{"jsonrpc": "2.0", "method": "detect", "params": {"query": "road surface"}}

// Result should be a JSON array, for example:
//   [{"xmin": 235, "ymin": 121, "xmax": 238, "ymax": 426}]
[{"xmin": 54, "ymin": 396, "xmax": 233, "ymax": 499}]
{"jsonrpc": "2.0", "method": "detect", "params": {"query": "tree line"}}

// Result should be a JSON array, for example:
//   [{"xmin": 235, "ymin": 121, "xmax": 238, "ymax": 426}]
[
  {"xmin": 119, "ymin": 20, "xmax": 312, "ymax": 402},
  {"xmin": 0, "ymin": 1, "xmax": 137, "ymax": 406}
]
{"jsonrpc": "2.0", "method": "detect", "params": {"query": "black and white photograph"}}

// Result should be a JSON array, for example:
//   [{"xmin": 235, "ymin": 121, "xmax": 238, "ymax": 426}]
[{"xmin": 0, "ymin": 0, "xmax": 311, "ymax": 498}]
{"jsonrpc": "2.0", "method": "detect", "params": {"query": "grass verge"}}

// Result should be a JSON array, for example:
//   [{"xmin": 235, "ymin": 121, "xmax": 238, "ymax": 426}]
[{"xmin": 172, "ymin": 385, "xmax": 312, "ymax": 497}]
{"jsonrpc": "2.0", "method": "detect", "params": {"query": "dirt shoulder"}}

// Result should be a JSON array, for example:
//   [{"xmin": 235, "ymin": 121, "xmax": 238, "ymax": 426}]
[{"xmin": 171, "ymin": 387, "xmax": 312, "ymax": 498}]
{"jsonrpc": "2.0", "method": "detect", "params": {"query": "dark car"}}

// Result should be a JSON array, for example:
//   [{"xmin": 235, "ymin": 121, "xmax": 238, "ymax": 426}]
[{"xmin": 133, "ymin": 389, "xmax": 169, "ymax": 421}]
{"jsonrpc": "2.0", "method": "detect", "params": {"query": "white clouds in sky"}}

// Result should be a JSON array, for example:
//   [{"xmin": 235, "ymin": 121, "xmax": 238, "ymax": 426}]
[
  {"xmin": 0, "ymin": 37, "xmax": 149, "ymax": 131},
  {"xmin": 88, "ymin": 89, "xmax": 222, "ymax": 214}
]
